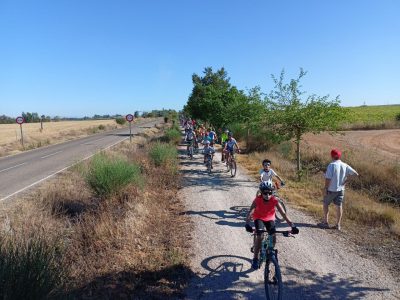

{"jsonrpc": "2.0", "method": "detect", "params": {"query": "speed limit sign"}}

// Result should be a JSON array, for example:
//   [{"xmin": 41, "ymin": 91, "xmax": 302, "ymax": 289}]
[
  {"xmin": 126, "ymin": 114, "xmax": 134, "ymax": 122},
  {"xmin": 16, "ymin": 116, "xmax": 24, "ymax": 124}
]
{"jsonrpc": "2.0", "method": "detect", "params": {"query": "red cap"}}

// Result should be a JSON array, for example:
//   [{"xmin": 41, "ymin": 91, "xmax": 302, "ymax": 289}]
[{"xmin": 331, "ymin": 148, "xmax": 342, "ymax": 159}]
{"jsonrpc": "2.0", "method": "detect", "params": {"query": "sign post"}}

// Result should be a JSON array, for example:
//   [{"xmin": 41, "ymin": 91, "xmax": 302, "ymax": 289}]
[
  {"xmin": 16, "ymin": 116, "xmax": 25, "ymax": 148},
  {"xmin": 126, "ymin": 114, "xmax": 134, "ymax": 142}
]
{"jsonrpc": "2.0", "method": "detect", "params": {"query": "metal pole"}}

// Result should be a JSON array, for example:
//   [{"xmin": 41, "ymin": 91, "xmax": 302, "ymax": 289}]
[
  {"xmin": 129, "ymin": 122, "xmax": 132, "ymax": 142},
  {"xmin": 20, "ymin": 124, "xmax": 24, "ymax": 148}
]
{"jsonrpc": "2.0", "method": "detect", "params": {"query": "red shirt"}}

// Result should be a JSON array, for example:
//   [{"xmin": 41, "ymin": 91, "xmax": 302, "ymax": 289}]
[{"xmin": 252, "ymin": 195, "xmax": 278, "ymax": 222}]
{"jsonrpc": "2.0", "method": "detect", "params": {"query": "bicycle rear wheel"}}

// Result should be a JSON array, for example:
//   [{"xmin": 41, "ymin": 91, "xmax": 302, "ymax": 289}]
[
  {"xmin": 264, "ymin": 255, "xmax": 282, "ymax": 300},
  {"xmin": 275, "ymin": 198, "xmax": 287, "ymax": 222},
  {"xmin": 230, "ymin": 160, "xmax": 237, "ymax": 177}
]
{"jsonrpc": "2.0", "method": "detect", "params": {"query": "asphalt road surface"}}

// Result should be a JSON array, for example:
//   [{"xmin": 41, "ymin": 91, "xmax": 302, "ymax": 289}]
[{"xmin": 0, "ymin": 118, "xmax": 161, "ymax": 202}]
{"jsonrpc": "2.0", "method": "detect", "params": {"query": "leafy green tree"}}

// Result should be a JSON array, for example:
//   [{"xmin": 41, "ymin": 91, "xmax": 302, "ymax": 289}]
[
  {"xmin": 184, "ymin": 67, "xmax": 247, "ymax": 128},
  {"xmin": 267, "ymin": 69, "xmax": 347, "ymax": 178}
]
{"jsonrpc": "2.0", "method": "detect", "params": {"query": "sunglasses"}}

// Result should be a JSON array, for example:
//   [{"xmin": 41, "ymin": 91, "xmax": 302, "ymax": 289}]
[
  {"xmin": 262, "ymin": 191, "xmax": 271, "ymax": 196},
  {"xmin": 263, "ymin": 163, "xmax": 271, "ymax": 167}
]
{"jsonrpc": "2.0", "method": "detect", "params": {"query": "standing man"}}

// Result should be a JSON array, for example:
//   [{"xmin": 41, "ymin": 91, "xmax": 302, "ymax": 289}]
[{"xmin": 319, "ymin": 149, "xmax": 359, "ymax": 231}]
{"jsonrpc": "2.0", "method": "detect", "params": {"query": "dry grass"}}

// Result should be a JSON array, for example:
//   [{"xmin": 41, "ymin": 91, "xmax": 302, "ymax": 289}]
[
  {"xmin": 0, "ymin": 119, "xmax": 127, "ymax": 157},
  {"xmin": 0, "ymin": 130, "xmax": 191, "ymax": 298}
]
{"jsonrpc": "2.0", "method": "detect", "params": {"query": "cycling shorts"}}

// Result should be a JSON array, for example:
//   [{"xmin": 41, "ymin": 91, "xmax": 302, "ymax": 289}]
[{"xmin": 254, "ymin": 219, "xmax": 275, "ymax": 234}]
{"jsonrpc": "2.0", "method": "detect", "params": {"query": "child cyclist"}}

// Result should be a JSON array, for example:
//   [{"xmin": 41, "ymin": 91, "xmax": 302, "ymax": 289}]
[
  {"xmin": 260, "ymin": 159, "xmax": 285, "ymax": 187},
  {"xmin": 245, "ymin": 182, "xmax": 298, "ymax": 269},
  {"xmin": 203, "ymin": 140, "xmax": 215, "ymax": 165}
]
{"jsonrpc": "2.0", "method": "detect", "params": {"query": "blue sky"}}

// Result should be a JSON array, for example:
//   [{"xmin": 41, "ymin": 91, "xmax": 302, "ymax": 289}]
[{"xmin": 1, "ymin": 0, "xmax": 399, "ymax": 117}]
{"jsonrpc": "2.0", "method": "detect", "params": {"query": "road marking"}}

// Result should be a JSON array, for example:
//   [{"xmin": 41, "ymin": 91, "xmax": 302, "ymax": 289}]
[
  {"xmin": 0, "ymin": 136, "xmax": 130, "ymax": 202},
  {"xmin": 0, "ymin": 162, "xmax": 27, "ymax": 173},
  {"xmin": 41, "ymin": 150, "xmax": 63, "ymax": 159}
]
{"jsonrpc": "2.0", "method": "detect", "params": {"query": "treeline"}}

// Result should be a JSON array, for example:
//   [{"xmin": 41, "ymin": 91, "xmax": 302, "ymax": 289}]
[
  {"xmin": 0, "ymin": 109, "xmax": 178, "ymax": 124},
  {"xmin": 183, "ymin": 67, "xmax": 346, "ymax": 177}
]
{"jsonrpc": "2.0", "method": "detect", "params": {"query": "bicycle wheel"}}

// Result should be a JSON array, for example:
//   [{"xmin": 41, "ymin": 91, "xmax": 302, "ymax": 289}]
[
  {"xmin": 189, "ymin": 146, "xmax": 193, "ymax": 159},
  {"xmin": 264, "ymin": 255, "xmax": 282, "ymax": 300},
  {"xmin": 230, "ymin": 160, "xmax": 237, "ymax": 177},
  {"xmin": 275, "ymin": 198, "xmax": 287, "ymax": 222}
]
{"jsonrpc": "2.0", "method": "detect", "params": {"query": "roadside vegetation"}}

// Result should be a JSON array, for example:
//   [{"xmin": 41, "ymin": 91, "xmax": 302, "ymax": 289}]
[
  {"xmin": 0, "ymin": 124, "xmax": 190, "ymax": 298},
  {"xmin": 342, "ymin": 105, "xmax": 400, "ymax": 130}
]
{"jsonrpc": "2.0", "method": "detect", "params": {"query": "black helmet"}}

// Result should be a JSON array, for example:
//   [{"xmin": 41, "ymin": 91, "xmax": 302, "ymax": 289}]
[
  {"xmin": 228, "ymin": 131, "xmax": 233, "ymax": 137},
  {"xmin": 259, "ymin": 182, "xmax": 274, "ymax": 194}
]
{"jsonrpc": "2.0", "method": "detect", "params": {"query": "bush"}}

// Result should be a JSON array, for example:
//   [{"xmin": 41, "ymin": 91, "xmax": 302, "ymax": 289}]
[
  {"xmin": 396, "ymin": 113, "xmax": 400, "ymax": 122},
  {"xmin": 0, "ymin": 233, "xmax": 64, "ymax": 299},
  {"xmin": 86, "ymin": 154, "xmax": 143, "ymax": 198},
  {"xmin": 149, "ymin": 142, "xmax": 178, "ymax": 168},
  {"xmin": 115, "ymin": 117, "xmax": 126, "ymax": 125},
  {"xmin": 98, "ymin": 124, "xmax": 106, "ymax": 130},
  {"xmin": 165, "ymin": 127, "xmax": 181, "ymax": 144}
]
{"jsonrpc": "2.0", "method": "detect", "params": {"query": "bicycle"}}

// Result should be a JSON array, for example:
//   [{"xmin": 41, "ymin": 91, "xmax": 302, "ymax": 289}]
[
  {"xmin": 187, "ymin": 139, "xmax": 194, "ymax": 159},
  {"xmin": 251, "ymin": 228, "xmax": 299, "ymax": 300},
  {"xmin": 225, "ymin": 150, "xmax": 237, "ymax": 177},
  {"xmin": 205, "ymin": 153, "xmax": 213, "ymax": 173}
]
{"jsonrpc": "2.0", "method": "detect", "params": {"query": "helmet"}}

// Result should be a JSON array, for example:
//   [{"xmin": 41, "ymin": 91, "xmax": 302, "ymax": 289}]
[
  {"xmin": 224, "ymin": 129, "xmax": 229, "ymax": 133},
  {"xmin": 228, "ymin": 132, "xmax": 233, "ymax": 137},
  {"xmin": 259, "ymin": 182, "xmax": 274, "ymax": 194},
  {"xmin": 204, "ymin": 140, "xmax": 210, "ymax": 145}
]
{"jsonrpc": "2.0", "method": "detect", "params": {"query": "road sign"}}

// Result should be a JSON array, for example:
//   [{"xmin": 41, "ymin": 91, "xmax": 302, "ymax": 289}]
[
  {"xmin": 16, "ymin": 116, "xmax": 24, "ymax": 124},
  {"xmin": 126, "ymin": 114, "xmax": 134, "ymax": 122}
]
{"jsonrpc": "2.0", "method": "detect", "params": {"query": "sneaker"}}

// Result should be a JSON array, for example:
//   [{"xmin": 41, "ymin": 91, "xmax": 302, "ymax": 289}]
[
  {"xmin": 251, "ymin": 258, "xmax": 259, "ymax": 270},
  {"xmin": 317, "ymin": 222, "xmax": 329, "ymax": 229}
]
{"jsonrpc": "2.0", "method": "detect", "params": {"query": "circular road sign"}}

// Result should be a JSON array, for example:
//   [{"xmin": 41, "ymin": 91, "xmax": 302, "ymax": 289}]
[
  {"xmin": 16, "ymin": 116, "xmax": 25, "ymax": 124},
  {"xmin": 126, "ymin": 114, "xmax": 134, "ymax": 122}
]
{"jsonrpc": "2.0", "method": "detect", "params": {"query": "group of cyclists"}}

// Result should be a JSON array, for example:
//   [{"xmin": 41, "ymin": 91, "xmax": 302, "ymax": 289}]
[
  {"xmin": 181, "ymin": 117, "xmax": 299, "ymax": 270},
  {"xmin": 182, "ymin": 118, "xmax": 241, "ymax": 166}
]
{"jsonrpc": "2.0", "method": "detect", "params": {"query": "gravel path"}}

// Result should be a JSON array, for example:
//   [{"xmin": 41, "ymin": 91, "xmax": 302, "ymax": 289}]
[{"xmin": 179, "ymin": 147, "xmax": 400, "ymax": 300}]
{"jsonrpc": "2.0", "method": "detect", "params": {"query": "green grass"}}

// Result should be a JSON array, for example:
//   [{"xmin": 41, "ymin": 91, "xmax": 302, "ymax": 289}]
[
  {"xmin": 0, "ymin": 233, "xmax": 65, "ymax": 299},
  {"xmin": 165, "ymin": 127, "xmax": 182, "ymax": 144},
  {"xmin": 86, "ymin": 153, "xmax": 143, "ymax": 197},
  {"xmin": 342, "ymin": 105, "xmax": 400, "ymax": 129}
]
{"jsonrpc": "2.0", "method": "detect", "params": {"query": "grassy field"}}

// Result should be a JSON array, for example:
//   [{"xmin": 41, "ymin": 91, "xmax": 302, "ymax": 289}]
[
  {"xmin": 0, "ymin": 119, "xmax": 132, "ymax": 157},
  {"xmin": 342, "ymin": 104, "xmax": 400, "ymax": 129}
]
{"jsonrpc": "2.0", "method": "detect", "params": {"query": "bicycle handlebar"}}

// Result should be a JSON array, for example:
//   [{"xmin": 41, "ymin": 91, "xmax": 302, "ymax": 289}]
[{"xmin": 252, "ymin": 228, "xmax": 299, "ymax": 237}]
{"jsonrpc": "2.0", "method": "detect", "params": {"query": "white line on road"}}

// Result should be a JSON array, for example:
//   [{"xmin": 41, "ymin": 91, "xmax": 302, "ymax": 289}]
[
  {"xmin": 0, "ymin": 162, "xmax": 27, "ymax": 173},
  {"xmin": 41, "ymin": 150, "xmax": 63, "ymax": 159},
  {"xmin": 0, "ymin": 136, "xmax": 130, "ymax": 202}
]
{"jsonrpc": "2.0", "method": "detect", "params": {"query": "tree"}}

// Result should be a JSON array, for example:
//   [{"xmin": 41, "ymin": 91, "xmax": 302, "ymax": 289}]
[
  {"xmin": 267, "ymin": 69, "xmax": 347, "ymax": 178},
  {"xmin": 134, "ymin": 111, "xmax": 140, "ymax": 118},
  {"xmin": 184, "ymin": 67, "xmax": 246, "ymax": 129}
]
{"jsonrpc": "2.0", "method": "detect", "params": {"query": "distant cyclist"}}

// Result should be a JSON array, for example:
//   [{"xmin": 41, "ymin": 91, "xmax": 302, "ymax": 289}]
[
  {"xmin": 220, "ymin": 129, "xmax": 229, "ymax": 162},
  {"xmin": 203, "ymin": 140, "xmax": 215, "ymax": 165},
  {"xmin": 245, "ymin": 182, "xmax": 297, "ymax": 269},
  {"xmin": 208, "ymin": 128, "xmax": 217, "ymax": 146},
  {"xmin": 223, "ymin": 132, "xmax": 241, "ymax": 160},
  {"xmin": 185, "ymin": 128, "xmax": 196, "ymax": 155}
]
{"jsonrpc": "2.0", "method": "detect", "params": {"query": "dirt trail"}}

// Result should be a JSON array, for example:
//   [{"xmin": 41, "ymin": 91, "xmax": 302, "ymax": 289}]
[{"xmin": 179, "ymin": 146, "xmax": 400, "ymax": 299}]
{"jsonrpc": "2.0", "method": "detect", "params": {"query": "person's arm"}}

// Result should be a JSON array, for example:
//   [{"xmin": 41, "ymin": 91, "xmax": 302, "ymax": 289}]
[
  {"xmin": 276, "ymin": 202, "xmax": 293, "ymax": 227},
  {"xmin": 235, "ymin": 141, "xmax": 241, "ymax": 152},
  {"xmin": 324, "ymin": 178, "xmax": 331, "ymax": 194},
  {"xmin": 245, "ymin": 201, "xmax": 256, "ymax": 224}
]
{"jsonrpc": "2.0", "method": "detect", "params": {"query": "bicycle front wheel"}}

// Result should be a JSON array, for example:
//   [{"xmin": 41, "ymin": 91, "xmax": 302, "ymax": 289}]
[
  {"xmin": 230, "ymin": 160, "xmax": 237, "ymax": 177},
  {"xmin": 264, "ymin": 255, "xmax": 282, "ymax": 300}
]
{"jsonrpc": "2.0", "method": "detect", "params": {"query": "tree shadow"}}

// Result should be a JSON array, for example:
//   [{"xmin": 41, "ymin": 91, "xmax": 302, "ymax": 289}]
[{"xmin": 61, "ymin": 264, "xmax": 195, "ymax": 300}]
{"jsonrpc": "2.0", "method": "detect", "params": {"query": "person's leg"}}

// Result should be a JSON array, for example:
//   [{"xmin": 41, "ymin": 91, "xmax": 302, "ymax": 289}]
[
  {"xmin": 333, "ymin": 191, "xmax": 344, "ymax": 229},
  {"xmin": 322, "ymin": 192, "xmax": 334, "ymax": 225}
]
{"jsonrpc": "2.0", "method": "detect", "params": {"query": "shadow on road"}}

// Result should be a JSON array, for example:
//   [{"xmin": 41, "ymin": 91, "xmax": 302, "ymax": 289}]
[{"xmin": 189, "ymin": 255, "xmax": 390, "ymax": 300}]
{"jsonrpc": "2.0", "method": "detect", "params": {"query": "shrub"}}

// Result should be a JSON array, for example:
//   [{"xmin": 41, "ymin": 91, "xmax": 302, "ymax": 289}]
[
  {"xmin": 115, "ymin": 117, "xmax": 126, "ymax": 125},
  {"xmin": 396, "ymin": 113, "xmax": 400, "ymax": 122},
  {"xmin": 149, "ymin": 142, "xmax": 178, "ymax": 168},
  {"xmin": 86, "ymin": 154, "xmax": 143, "ymax": 198},
  {"xmin": 165, "ymin": 128, "xmax": 181, "ymax": 144},
  {"xmin": 98, "ymin": 124, "xmax": 106, "ymax": 130},
  {"xmin": 0, "ymin": 233, "xmax": 65, "ymax": 299}
]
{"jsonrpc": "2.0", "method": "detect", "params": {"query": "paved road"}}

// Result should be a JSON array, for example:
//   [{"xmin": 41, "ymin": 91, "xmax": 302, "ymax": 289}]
[{"xmin": 0, "ymin": 118, "xmax": 161, "ymax": 201}]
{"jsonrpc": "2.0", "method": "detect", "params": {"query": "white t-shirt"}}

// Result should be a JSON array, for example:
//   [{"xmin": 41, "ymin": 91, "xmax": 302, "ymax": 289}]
[
  {"xmin": 260, "ymin": 169, "xmax": 277, "ymax": 184},
  {"xmin": 325, "ymin": 160, "xmax": 358, "ymax": 192}
]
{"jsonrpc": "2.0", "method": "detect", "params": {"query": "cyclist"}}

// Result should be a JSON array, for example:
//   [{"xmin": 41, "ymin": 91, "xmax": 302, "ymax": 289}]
[
  {"xmin": 245, "ymin": 182, "xmax": 296, "ymax": 269},
  {"xmin": 260, "ymin": 159, "xmax": 285, "ymax": 187},
  {"xmin": 203, "ymin": 140, "xmax": 215, "ymax": 166},
  {"xmin": 208, "ymin": 128, "xmax": 217, "ymax": 146},
  {"xmin": 220, "ymin": 129, "xmax": 229, "ymax": 162},
  {"xmin": 185, "ymin": 128, "xmax": 196, "ymax": 155},
  {"xmin": 223, "ymin": 132, "xmax": 241, "ymax": 163}
]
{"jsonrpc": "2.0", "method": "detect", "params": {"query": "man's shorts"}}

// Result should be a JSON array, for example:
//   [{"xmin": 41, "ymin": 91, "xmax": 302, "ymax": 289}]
[{"xmin": 323, "ymin": 190, "xmax": 344, "ymax": 206}]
